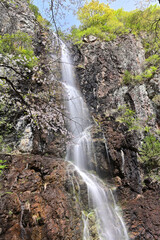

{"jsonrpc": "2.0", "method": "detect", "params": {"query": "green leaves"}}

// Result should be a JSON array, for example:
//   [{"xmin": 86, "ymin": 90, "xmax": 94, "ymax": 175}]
[
  {"xmin": 117, "ymin": 105, "xmax": 141, "ymax": 131},
  {"xmin": 77, "ymin": 0, "xmax": 114, "ymax": 28},
  {"xmin": 139, "ymin": 134, "xmax": 160, "ymax": 172},
  {"xmin": 27, "ymin": 0, "xmax": 41, "ymax": 19},
  {"xmin": 117, "ymin": 105, "xmax": 160, "ymax": 173},
  {"xmin": 0, "ymin": 159, "xmax": 7, "ymax": 175},
  {"xmin": 0, "ymin": 31, "xmax": 38, "ymax": 70},
  {"xmin": 71, "ymin": 1, "xmax": 160, "ymax": 46},
  {"xmin": 145, "ymin": 54, "xmax": 160, "ymax": 66},
  {"xmin": 122, "ymin": 65, "xmax": 158, "ymax": 86}
]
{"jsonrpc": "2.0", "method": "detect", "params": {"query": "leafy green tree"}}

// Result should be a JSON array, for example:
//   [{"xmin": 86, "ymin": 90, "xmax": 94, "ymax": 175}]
[
  {"xmin": 77, "ymin": 0, "xmax": 114, "ymax": 28},
  {"xmin": 70, "ymin": 1, "xmax": 160, "ymax": 45}
]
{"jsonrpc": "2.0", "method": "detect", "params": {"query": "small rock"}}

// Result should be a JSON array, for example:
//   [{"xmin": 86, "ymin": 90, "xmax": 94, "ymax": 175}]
[
  {"xmin": 82, "ymin": 36, "xmax": 88, "ymax": 43},
  {"xmin": 88, "ymin": 35, "xmax": 97, "ymax": 42}
]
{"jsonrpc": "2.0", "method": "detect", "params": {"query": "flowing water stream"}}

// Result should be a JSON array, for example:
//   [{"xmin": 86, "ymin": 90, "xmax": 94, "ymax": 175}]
[{"xmin": 61, "ymin": 42, "xmax": 129, "ymax": 240}]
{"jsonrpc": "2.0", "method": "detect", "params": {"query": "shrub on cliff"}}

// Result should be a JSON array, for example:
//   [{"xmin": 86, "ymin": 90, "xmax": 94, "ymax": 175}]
[
  {"xmin": 117, "ymin": 105, "xmax": 160, "ymax": 173},
  {"xmin": 139, "ymin": 134, "xmax": 160, "ymax": 173},
  {"xmin": 0, "ymin": 31, "xmax": 38, "ymax": 152},
  {"xmin": 70, "ymin": 1, "xmax": 160, "ymax": 45},
  {"xmin": 27, "ymin": 0, "xmax": 51, "ymax": 29},
  {"xmin": 27, "ymin": 0, "xmax": 40, "ymax": 18},
  {"xmin": 117, "ymin": 105, "xmax": 141, "ymax": 131},
  {"xmin": 0, "ymin": 159, "xmax": 7, "ymax": 175},
  {"xmin": 0, "ymin": 31, "xmax": 38, "ymax": 69}
]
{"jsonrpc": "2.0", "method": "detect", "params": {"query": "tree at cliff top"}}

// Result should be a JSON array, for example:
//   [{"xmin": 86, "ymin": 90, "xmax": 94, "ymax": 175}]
[{"xmin": 69, "ymin": 0, "xmax": 160, "ymax": 44}]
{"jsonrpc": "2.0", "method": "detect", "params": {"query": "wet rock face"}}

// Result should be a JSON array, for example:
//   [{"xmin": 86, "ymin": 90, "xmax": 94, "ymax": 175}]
[
  {"xmin": 74, "ymin": 34, "xmax": 145, "ymax": 192},
  {"xmin": 101, "ymin": 120, "xmax": 142, "ymax": 194},
  {"xmin": 0, "ymin": 154, "xmax": 83, "ymax": 240},
  {"xmin": 74, "ymin": 34, "xmax": 145, "ymax": 113},
  {"xmin": 73, "ymin": 35, "xmax": 160, "ymax": 238}
]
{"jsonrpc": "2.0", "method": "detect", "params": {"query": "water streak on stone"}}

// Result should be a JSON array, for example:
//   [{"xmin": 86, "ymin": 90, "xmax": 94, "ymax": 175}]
[
  {"xmin": 61, "ymin": 42, "xmax": 129, "ymax": 240},
  {"xmin": 121, "ymin": 150, "xmax": 125, "ymax": 173},
  {"xmin": 19, "ymin": 201, "xmax": 26, "ymax": 240}
]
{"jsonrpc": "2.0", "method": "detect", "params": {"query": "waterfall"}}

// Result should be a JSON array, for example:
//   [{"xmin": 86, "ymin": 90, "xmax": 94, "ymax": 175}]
[
  {"xmin": 121, "ymin": 150, "xmax": 125, "ymax": 174},
  {"xmin": 61, "ymin": 42, "xmax": 129, "ymax": 240}
]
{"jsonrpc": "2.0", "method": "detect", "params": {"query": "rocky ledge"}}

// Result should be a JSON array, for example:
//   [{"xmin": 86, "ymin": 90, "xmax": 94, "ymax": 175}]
[{"xmin": 0, "ymin": 154, "xmax": 83, "ymax": 240}]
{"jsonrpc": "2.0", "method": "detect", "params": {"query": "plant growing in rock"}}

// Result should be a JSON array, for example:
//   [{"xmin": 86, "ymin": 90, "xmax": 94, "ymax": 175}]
[
  {"xmin": 0, "ymin": 31, "xmax": 38, "ymax": 69},
  {"xmin": 122, "ymin": 65, "xmax": 158, "ymax": 85},
  {"xmin": 0, "ymin": 22, "xmax": 68, "ymax": 153},
  {"xmin": 27, "ymin": 0, "xmax": 40, "ymax": 18},
  {"xmin": 139, "ymin": 133, "xmax": 160, "ymax": 173},
  {"xmin": 0, "ymin": 159, "xmax": 7, "ymax": 175},
  {"xmin": 117, "ymin": 105, "xmax": 160, "ymax": 174},
  {"xmin": 117, "ymin": 105, "xmax": 141, "ymax": 131},
  {"xmin": 152, "ymin": 94, "xmax": 160, "ymax": 105}
]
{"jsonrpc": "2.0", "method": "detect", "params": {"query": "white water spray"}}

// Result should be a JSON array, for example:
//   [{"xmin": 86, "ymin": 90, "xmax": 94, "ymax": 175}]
[
  {"xmin": 121, "ymin": 150, "xmax": 125, "ymax": 173},
  {"xmin": 61, "ymin": 43, "xmax": 129, "ymax": 240}
]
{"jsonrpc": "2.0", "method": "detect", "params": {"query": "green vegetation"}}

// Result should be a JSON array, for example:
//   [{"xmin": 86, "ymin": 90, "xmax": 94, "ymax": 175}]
[
  {"xmin": 0, "ymin": 31, "xmax": 38, "ymax": 69},
  {"xmin": 152, "ymin": 94, "xmax": 160, "ymax": 105},
  {"xmin": 117, "ymin": 105, "xmax": 160, "ymax": 173},
  {"xmin": 82, "ymin": 210, "xmax": 99, "ymax": 239},
  {"xmin": 1, "ymin": 0, "xmax": 16, "ymax": 4},
  {"xmin": 122, "ymin": 53, "xmax": 160, "ymax": 85},
  {"xmin": 27, "ymin": 0, "xmax": 51, "ymax": 28},
  {"xmin": 37, "ymin": 15, "xmax": 51, "ymax": 28},
  {"xmin": 9, "ymin": 210, "xmax": 13, "ymax": 215},
  {"xmin": 117, "ymin": 105, "xmax": 141, "ymax": 131},
  {"xmin": 122, "ymin": 67, "xmax": 157, "ymax": 85},
  {"xmin": 27, "ymin": 0, "xmax": 40, "ymax": 18},
  {"xmin": 0, "ymin": 135, "xmax": 12, "ymax": 153},
  {"xmin": 0, "ymin": 159, "xmax": 7, "ymax": 175},
  {"xmin": 139, "ymin": 134, "xmax": 160, "ymax": 173},
  {"xmin": 70, "ymin": 0, "xmax": 160, "ymax": 88},
  {"xmin": 0, "ymin": 31, "xmax": 38, "ymax": 153},
  {"xmin": 70, "ymin": 1, "xmax": 160, "ymax": 45}
]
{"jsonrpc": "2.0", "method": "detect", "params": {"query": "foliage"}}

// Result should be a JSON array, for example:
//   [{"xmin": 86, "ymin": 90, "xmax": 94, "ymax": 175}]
[
  {"xmin": 152, "ymin": 94, "xmax": 160, "ymax": 105},
  {"xmin": 27, "ymin": 0, "xmax": 51, "ymax": 29},
  {"xmin": 27, "ymin": 0, "xmax": 40, "ymax": 19},
  {"xmin": 37, "ymin": 15, "xmax": 51, "ymax": 28},
  {"xmin": 70, "ymin": 1, "xmax": 160, "ymax": 45},
  {"xmin": 0, "ymin": 159, "xmax": 7, "ymax": 175},
  {"xmin": 122, "ymin": 70, "xmax": 134, "ymax": 85},
  {"xmin": 0, "ymin": 135, "xmax": 12, "ymax": 153},
  {"xmin": 70, "ymin": 0, "xmax": 129, "ymax": 43},
  {"xmin": 139, "ymin": 134, "xmax": 160, "ymax": 172},
  {"xmin": 122, "ymin": 65, "xmax": 158, "ymax": 85},
  {"xmin": 145, "ymin": 54, "xmax": 160, "ymax": 66},
  {"xmin": 0, "ymin": 31, "xmax": 38, "ymax": 69},
  {"xmin": 117, "ymin": 105, "xmax": 141, "ymax": 131},
  {"xmin": 77, "ymin": 1, "xmax": 114, "ymax": 28},
  {"xmin": 116, "ymin": 105, "xmax": 160, "ymax": 173}
]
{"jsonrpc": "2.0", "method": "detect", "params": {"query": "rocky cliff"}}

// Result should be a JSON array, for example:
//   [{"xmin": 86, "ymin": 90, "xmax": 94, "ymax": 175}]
[
  {"xmin": 74, "ymin": 34, "xmax": 160, "ymax": 239},
  {"xmin": 0, "ymin": 0, "xmax": 66, "ymax": 156},
  {"xmin": 0, "ymin": 1, "xmax": 160, "ymax": 240}
]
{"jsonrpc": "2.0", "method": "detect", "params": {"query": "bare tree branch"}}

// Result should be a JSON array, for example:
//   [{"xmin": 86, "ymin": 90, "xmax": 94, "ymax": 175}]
[
  {"xmin": 0, "ymin": 64, "xmax": 32, "ymax": 79},
  {"xmin": 0, "ymin": 76, "xmax": 29, "ymax": 106}
]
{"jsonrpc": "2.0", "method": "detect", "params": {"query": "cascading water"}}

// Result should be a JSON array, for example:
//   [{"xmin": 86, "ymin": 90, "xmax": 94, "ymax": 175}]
[{"xmin": 61, "ymin": 42, "xmax": 129, "ymax": 240}]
